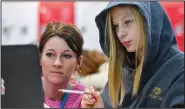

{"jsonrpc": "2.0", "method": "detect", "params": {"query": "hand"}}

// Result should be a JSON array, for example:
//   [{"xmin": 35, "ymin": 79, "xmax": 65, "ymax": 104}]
[
  {"xmin": 43, "ymin": 103, "xmax": 50, "ymax": 108},
  {"xmin": 81, "ymin": 86, "xmax": 104, "ymax": 108}
]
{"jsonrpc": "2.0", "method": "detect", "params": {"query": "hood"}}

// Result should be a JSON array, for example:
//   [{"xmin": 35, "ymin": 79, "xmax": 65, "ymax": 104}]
[{"xmin": 95, "ymin": 1, "xmax": 180, "ymax": 66}]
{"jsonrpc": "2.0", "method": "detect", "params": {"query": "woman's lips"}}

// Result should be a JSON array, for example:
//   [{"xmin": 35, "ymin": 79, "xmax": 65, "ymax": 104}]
[{"xmin": 50, "ymin": 71, "xmax": 63, "ymax": 74}]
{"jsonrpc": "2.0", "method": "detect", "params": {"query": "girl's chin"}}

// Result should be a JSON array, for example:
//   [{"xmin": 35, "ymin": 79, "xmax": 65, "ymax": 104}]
[{"xmin": 126, "ymin": 46, "xmax": 136, "ymax": 52}]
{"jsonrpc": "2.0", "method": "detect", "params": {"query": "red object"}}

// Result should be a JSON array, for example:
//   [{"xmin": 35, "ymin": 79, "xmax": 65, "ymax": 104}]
[
  {"xmin": 161, "ymin": 2, "xmax": 184, "ymax": 52},
  {"xmin": 38, "ymin": 2, "xmax": 75, "ymax": 42}
]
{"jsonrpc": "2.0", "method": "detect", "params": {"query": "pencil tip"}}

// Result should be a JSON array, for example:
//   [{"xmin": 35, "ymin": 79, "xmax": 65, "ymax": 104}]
[{"xmin": 58, "ymin": 89, "xmax": 62, "ymax": 92}]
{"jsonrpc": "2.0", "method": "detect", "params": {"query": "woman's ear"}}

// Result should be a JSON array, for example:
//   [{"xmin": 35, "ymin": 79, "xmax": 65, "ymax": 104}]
[
  {"xmin": 74, "ymin": 55, "xmax": 83, "ymax": 74},
  {"xmin": 78, "ymin": 55, "xmax": 84, "ymax": 67}
]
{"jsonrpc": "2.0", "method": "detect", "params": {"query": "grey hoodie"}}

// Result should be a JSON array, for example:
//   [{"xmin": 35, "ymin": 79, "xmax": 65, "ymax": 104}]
[{"xmin": 95, "ymin": 1, "xmax": 184, "ymax": 108}]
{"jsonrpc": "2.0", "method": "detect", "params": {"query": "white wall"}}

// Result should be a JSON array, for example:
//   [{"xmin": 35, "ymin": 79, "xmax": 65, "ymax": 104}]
[
  {"xmin": 75, "ymin": 2, "xmax": 108, "ymax": 52},
  {"xmin": 2, "ymin": 1, "xmax": 109, "ymax": 52},
  {"xmin": 2, "ymin": 2, "xmax": 39, "ymax": 45}
]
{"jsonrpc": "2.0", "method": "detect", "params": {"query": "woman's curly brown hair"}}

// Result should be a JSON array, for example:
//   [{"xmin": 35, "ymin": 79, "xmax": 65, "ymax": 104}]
[{"xmin": 79, "ymin": 49, "xmax": 108, "ymax": 76}]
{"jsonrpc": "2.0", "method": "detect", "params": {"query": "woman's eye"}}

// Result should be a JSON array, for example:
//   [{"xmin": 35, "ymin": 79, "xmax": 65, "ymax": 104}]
[
  {"xmin": 46, "ymin": 53, "xmax": 54, "ymax": 57},
  {"xmin": 62, "ymin": 54, "xmax": 72, "ymax": 59}
]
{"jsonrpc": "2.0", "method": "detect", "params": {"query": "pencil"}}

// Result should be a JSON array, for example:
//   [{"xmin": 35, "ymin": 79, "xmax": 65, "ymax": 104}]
[
  {"xmin": 58, "ymin": 89, "xmax": 86, "ymax": 94},
  {"xmin": 43, "ymin": 103, "xmax": 50, "ymax": 108}
]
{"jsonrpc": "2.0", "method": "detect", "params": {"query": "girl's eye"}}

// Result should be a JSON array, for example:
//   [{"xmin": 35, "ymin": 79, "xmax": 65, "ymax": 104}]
[
  {"xmin": 124, "ymin": 20, "xmax": 133, "ymax": 25},
  {"xmin": 113, "ymin": 24, "xmax": 118, "ymax": 32},
  {"xmin": 113, "ymin": 24, "xmax": 118, "ymax": 28}
]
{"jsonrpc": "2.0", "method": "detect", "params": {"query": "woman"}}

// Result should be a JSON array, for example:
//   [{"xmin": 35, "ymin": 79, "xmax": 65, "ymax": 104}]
[
  {"xmin": 39, "ymin": 21, "xmax": 85, "ymax": 108},
  {"xmin": 81, "ymin": 1, "xmax": 184, "ymax": 108},
  {"xmin": 77, "ymin": 49, "xmax": 109, "ymax": 93}
]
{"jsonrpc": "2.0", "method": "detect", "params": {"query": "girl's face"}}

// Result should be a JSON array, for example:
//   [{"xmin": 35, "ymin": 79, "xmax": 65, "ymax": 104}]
[{"xmin": 111, "ymin": 6, "xmax": 140, "ymax": 52}]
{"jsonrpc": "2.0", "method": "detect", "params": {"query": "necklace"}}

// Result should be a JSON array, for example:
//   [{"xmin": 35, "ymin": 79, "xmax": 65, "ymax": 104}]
[{"xmin": 60, "ymin": 85, "xmax": 70, "ymax": 108}]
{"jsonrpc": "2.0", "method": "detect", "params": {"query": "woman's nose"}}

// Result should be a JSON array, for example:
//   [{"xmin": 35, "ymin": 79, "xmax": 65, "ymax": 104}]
[{"xmin": 53, "ymin": 58, "xmax": 63, "ymax": 68}]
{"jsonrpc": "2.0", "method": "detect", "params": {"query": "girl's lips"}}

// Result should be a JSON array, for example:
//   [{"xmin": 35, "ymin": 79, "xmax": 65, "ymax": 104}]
[{"xmin": 123, "ymin": 41, "xmax": 131, "ymax": 46}]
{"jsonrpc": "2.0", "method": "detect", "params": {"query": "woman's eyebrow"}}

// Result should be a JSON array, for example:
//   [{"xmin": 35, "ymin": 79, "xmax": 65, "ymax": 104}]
[
  {"xmin": 63, "ymin": 50, "xmax": 72, "ymax": 53},
  {"xmin": 46, "ymin": 49, "xmax": 55, "ymax": 52}
]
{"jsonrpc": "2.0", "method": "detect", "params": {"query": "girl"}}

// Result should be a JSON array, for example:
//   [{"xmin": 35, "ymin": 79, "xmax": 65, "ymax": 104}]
[{"xmin": 81, "ymin": 1, "xmax": 184, "ymax": 108}]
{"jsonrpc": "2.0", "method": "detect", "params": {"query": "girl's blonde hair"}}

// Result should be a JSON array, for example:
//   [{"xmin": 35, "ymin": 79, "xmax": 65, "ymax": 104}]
[{"xmin": 107, "ymin": 5, "xmax": 147, "ymax": 107}]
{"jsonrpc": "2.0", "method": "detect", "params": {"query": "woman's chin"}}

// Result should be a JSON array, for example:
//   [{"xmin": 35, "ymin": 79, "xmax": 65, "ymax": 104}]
[{"xmin": 48, "ymin": 77, "xmax": 64, "ymax": 85}]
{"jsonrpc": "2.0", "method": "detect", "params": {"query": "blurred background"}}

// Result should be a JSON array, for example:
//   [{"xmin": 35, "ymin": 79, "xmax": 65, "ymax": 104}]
[
  {"xmin": 2, "ymin": 1, "xmax": 110, "ymax": 52},
  {"xmin": 2, "ymin": 1, "xmax": 184, "ymax": 52},
  {"xmin": 2, "ymin": 1, "xmax": 184, "ymax": 91}
]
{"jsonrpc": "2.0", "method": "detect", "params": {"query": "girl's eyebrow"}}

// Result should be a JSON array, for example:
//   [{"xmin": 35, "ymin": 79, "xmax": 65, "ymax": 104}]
[
  {"xmin": 121, "ymin": 15, "xmax": 130, "ymax": 20},
  {"xmin": 113, "ymin": 15, "xmax": 130, "ymax": 24}
]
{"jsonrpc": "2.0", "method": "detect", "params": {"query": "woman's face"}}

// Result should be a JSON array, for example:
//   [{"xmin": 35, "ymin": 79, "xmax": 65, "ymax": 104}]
[
  {"xmin": 40, "ymin": 36, "xmax": 80, "ymax": 85},
  {"xmin": 111, "ymin": 6, "xmax": 140, "ymax": 52}
]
